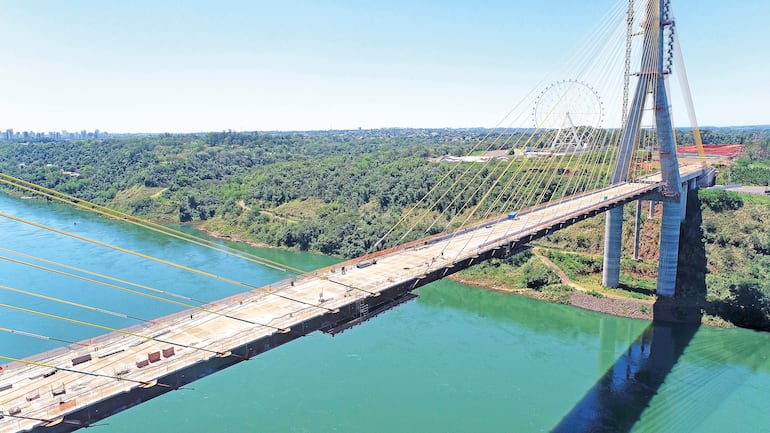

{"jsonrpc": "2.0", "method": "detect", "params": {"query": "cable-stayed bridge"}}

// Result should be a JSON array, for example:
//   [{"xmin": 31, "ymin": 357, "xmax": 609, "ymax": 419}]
[
  {"xmin": 0, "ymin": 0, "xmax": 719, "ymax": 431},
  {"xmin": 0, "ymin": 161, "xmax": 715, "ymax": 432}
]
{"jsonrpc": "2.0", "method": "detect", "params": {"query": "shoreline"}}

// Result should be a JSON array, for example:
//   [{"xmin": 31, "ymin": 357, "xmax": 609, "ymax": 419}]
[
  {"xmin": 449, "ymin": 274, "xmax": 655, "ymax": 321},
  {"xmin": 190, "ymin": 224, "xmax": 733, "ymax": 328},
  {"xmin": 194, "ymin": 222, "xmax": 276, "ymax": 250},
  {"xmin": 450, "ymin": 273, "xmax": 734, "ymax": 328}
]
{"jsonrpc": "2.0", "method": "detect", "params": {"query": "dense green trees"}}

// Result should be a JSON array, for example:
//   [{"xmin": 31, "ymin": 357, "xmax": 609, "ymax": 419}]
[
  {"xmin": 699, "ymin": 189, "xmax": 744, "ymax": 211},
  {"xmin": 0, "ymin": 130, "xmax": 484, "ymax": 256},
  {"xmin": 0, "ymin": 129, "xmax": 615, "ymax": 257},
  {"xmin": 2, "ymin": 127, "xmax": 769, "ymax": 263},
  {"xmin": 3, "ymin": 127, "xmax": 770, "ymax": 328},
  {"xmin": 675, "ymin": 126, "xmax": 770, "ymax": 148}
]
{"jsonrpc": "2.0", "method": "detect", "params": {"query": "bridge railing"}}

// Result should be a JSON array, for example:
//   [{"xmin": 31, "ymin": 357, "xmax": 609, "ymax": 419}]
[
  {"xmin": 476, "ymin": 181, "xmax": 661, "ymax": 251},
  {"xmin": 0, "ymin": 288, "xmax": 272, "ymax": 375},
  {"xmin": 292, "ymin": 179, "xmax": 665, "ymax": 280}
]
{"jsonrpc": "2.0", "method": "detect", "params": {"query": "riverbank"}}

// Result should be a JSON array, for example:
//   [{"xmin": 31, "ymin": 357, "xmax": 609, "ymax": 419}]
[
  {"xmin": 449, "ymin": 273, "xmax": 655, "ymax": 320},
  {"xmin": 193, "ymin": 221, "xmax": 654, "ymax": 321},
  {"xmin": 195, "ymin": 222, "xmax": 734, "ymax": 327},
  {"xmin": 194, "ymin": 221, "xmax": 276, "ymax": 250},
  {"xmin": 450, "ymin": 264, "xmax": 734, "ymax": 328}
]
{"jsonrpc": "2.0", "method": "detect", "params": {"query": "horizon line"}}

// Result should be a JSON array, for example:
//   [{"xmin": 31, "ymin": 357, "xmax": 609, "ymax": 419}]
[{"xmin": 3, "ymin": 124, "xmax": 769, "ymax": 137}]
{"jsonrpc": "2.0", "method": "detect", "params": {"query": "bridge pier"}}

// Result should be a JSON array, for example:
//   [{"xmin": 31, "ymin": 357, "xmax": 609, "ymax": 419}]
[
  {"xmin": 656, "ymin": 197, "xmax": 683, "ymax": 297},
  {"xmin": 658, "ymin": 178, "xmax": 699, "ymax": 295},
  {"xmin": 613, "ymin": 174, "xmax": 707, "ymax": 297},
  {"xmin": 605, "ymin": 188, "xmax": 689, "ymax": 296},
  {"xmin": 602, "ymin": 206, "xmax": 623, "ymax": 288},
  {"xmin": 680, "ymin": 186, "xmax": 688, "ymax": 222},
  {"xmin": 633, "ymin": 199, "xmax": 642, "ymax": 261}
]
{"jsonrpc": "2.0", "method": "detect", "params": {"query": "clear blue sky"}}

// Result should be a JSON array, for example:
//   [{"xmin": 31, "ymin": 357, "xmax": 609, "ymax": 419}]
[{"xmin": 0, "ymin": 0, "xmax": 767, "ymax": 133}]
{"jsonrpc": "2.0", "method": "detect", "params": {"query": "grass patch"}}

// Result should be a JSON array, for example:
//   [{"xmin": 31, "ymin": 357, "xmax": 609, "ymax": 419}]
[
  {"xmin": 541, "ymin": 284, "xmax": 573, "ymax": 304},
  {"xmin": 459, "ymin": 258, "xmax": 525, "ymax": 289},
  {"xmin": 612, "ymin": 288, "xmax": 653, "ymax": 300},
  {"xmin": 543, "ymin": 249, "xmax": 656, "ymax": 299},
  {"xmin": 457, "ymin": 250, "xmax": 559, "ymax": 291},
  {"xmin": 740, "ymin": 193, "xmax": 770, "ymax": 205},
  {"xmin": 273, "ymin": 197, "xmax": 326, "ymax": 220},
  {"xmin": 618, "ymin": 277, "xmax": 656, "ymax": 294},
  {"xmin": 111, "ymin": 184, "xmax": 175, "ymax": 218},
  {"xmin": 543, "ymin": 249, "xmax": 602, "ymax": 280},
  {"xmin": 620, "ymin": 257, "xmax": 658, "ymax": 279},
  {"xmin": 200, "ymin": 216, "xmax": 233, "ymax": 234},
  {"xmin": 521, "ymin": 260, "xmax": 560, "ymax": 290},
  {"xmin": 113, "ymin": 185, "xmax": 166, "ymax": 203}
]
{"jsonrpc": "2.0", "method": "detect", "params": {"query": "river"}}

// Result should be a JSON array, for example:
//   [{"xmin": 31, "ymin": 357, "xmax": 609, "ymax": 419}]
[{"xmin": 1, "ymin": 193, "xmax": 769, "ymax": 433}]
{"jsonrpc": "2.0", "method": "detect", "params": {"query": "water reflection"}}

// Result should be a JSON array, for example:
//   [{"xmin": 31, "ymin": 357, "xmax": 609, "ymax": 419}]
[{"xmin": 551, "ymin": 322, "xmax": 700, "ymax": 433}]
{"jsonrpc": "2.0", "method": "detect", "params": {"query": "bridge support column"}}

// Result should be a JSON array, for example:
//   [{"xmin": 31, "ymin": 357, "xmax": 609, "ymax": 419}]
[
  {"xmin": 633, "ymin": 200, "xmax": 642, "ymax": 261},
  {"xmin": 602, "ymin": 206, "xmax": 623, "ymax": 288},
  {"xmin": 680, "ymin": 185, "xmax": 688, "ymax": 222},
  {"xmin": 656, "ymin": 199, "xmax": 682, "ymax": 297}
]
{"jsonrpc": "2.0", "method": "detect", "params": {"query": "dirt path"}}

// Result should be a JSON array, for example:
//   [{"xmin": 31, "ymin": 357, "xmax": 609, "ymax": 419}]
[
  {"xmin": 530, "ymin": 247, "xmax": 654, "ymax": 320},
  {"xmin": 531, "ymin": 247, "xmax": 578, "ymax": 289}
]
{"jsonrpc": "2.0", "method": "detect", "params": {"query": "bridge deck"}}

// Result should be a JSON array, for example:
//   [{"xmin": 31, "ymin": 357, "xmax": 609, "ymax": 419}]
[{"xmin": 0, "ymin": 163, "xmax": 710, "ymax": 432}]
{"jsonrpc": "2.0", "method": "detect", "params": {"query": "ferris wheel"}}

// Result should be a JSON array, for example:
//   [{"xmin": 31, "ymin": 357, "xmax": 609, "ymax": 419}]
[
  {"xmin": 533, "ymin": 80, "xmax": 604, "ymax": 130},
  {"xmin": 532, "ymin": 80, "xmax": 604, "ymax": 152}
]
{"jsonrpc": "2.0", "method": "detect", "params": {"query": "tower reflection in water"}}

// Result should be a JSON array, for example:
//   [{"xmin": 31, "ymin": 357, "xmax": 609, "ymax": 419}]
[{"xmin": 552, "ymin": 322, "xmax": 699, "ymax": 433}]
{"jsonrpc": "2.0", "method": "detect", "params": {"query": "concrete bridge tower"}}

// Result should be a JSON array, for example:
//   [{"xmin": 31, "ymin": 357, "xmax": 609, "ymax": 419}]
[{"xmin": 602, "ymin": 0, "xmax": 683, "ymax": 296}]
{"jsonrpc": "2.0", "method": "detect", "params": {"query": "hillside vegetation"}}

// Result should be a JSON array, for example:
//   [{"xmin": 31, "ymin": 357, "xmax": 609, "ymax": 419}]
[
  {"xmin": 1, "ymin": 129, "xmax": 623, "ymax": 257},
  {"xmin": 458, "ymin": 182, "xmax": 770, "ymax": 330},
  {"xmin": 2, "ymin": 127, "xmax": 770, "ymax": 329},
  {"xmin": 1, "ymin": 131, "xmax": 473, "ymax": 256}
]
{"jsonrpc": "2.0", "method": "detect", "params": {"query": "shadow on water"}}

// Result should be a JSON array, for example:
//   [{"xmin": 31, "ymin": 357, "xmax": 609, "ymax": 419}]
[
  {"xmin": 550, "ymin": 322, "xmax": 700, "ymax": 433},
  {"xmin": 552, "ymin": 192, "xmax": 708, "ymax": 433}
]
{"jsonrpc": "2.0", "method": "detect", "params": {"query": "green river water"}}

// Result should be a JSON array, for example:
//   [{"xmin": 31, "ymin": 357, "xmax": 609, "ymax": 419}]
[{"xmin": 1, "ymin": 194, "xmax": 769, "ymax": 432}]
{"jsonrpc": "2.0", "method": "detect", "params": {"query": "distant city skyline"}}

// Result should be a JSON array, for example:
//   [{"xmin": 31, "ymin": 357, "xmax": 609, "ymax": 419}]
[
  {"xmin": 1, "ymin": 0, "xmax": 768, "ymax": 133},
  {"xmin": 3, "ymin": 128, "xmax": 104, "ymax": 141}
]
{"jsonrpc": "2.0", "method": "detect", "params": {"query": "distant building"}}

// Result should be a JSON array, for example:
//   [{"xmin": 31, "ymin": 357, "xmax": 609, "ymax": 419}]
[{"xmin": 0, "ymin": 127, "xmax": 104, "ymax": 141}]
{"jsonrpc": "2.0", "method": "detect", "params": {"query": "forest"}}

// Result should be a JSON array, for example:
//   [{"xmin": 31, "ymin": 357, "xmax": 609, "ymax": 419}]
[
  {"xmin": 1, "ymin": 127, "xmax": 768, "ymax": 255},
  {"xmin": 0, "ymin": 128, "xmax": 616, "ymax": 256},
  {"xmin": 2, "ymin": 126, "xmax": 770, "ymax": 328}
]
